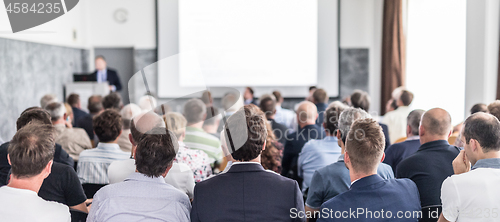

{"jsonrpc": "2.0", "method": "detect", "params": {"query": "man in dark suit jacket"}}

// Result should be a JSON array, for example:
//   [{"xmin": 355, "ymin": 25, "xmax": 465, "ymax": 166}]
[
  {"xmin": 311, "ymin": 89, "xmax": 328, "ymax": 127},
  {"xmin": 191, "ymin": 105, "xmax": 306, "ymax": 222},
  {"xmin": 90, "ymin": 55, "xmax": 122, "ymax": 92},
  {"xmin": 384, "ymin": 109, "xmax": 425, "ymax": 172},
  {"xmin": 281, "ymin": 102, "xmax": 325, "ymax": 185},
  {"xmin": 318, "ymin": 119, "xmax": 421, "ymax": 222},
  {"xmin": 397, "ymin": 108, "xmax": 460, "ymax": 222}
]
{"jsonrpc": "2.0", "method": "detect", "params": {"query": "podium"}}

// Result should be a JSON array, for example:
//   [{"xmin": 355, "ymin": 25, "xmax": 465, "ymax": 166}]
[{"xmin": 65, "ymin": 82, "xmax": 110, "ymax": 112}]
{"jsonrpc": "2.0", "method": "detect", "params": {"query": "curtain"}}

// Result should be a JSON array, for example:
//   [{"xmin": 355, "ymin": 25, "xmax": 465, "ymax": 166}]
[{"xmin": 381, "ymin": 0, "xmax": 406, "ymax": 115}]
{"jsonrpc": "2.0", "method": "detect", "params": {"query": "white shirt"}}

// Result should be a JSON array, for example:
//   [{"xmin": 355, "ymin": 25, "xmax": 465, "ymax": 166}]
[
  {"xmin": 274, "ymin": 105, "xmax": 297, "ymax": 132},
  {"xmin": 382, "ymin": 106, "xmax": 411, "ymax": 143},
  {"xmin": 107, "ymin": 159, "xmax": 195, "ymax": 199},
  {"xmin": 441, "ymin": 159, "xmax": 500, "ymax": 222},
  {"xmin": 0, "ymin": 186, "xmax": 70, "ymax": 222}
]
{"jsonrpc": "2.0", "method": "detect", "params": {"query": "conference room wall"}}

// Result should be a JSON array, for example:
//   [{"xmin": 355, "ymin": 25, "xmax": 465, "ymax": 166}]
[{"xmin": 0, "ymin": 37, "xmax": 89, "ymax": 141}]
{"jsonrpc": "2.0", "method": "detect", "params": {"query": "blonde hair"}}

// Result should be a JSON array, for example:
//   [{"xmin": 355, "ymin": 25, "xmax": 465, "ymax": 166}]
[{"xmin": 164, "ymin": 112, "xmax": 187, "ymax": 139}]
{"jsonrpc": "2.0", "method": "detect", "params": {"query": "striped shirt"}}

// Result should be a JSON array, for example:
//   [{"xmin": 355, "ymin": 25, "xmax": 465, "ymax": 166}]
[
  {"xmin": 183, "ymin": 126, "xmax": 222, "ymax": 165},
  {"xmin": 77, "ymin": 143, "xmax": 130, "ymax": 184}
]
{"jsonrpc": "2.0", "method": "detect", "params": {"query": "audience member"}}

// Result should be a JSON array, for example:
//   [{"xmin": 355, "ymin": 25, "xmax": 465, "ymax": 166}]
[
  {"xmin": 350, "ymin": 90, "xmax": 392, "ymax": 149},
  {"xmin": 108, "ymin": 112, "xmax": 195, "ymax": 198},
  {"xmin": 76, "ymin": 95, "xmax": 104, "ymax": 141},
  {"xmin": 243, "ymin": 86, "xmax": 257, "ymax": 105},
  {"xmin": 318, "ymin": 119, "xmax": 420, "ymax": 222},
  {"xmin": 200, "ymin": 90, "xmax": 213, "ymax": 107},
  {"xmin": 89, "ymin": 127, "xmax": 191, "ymax": 221},
  {"xmin": 117, "ymin": 103, "xmax": 142, "ymax": 153},
  {"xmin": 190, "ymin": 105, "xmax": 305, "ymax": 222},
  {"xmin": 312, "ymin": 88, "xmax": 328, "ymax": 127},
  {"xmin": 164, "ymin": 112, "xmax": 212, "ymax": 182},
  {"xmin": 138, "ymin": 95, "xmax": 157, "ymax": 111},
  {"xmin": 102, "ymin": 92, "xmax": 123, "ymax": 111},
  {"xmin": 45, "ymin": 102, "xmax": 92, "ymax": 162},
  {"xmin": 63, "ymin": 103, "xmax": 74, "ymax": 128},
  {"xmin": 383, "ymin": 89, "xmax": 414, "ymax": 143},
  {"xmin": 454, "ymin": 103, "xmax": 488, "ymax": 147},
  {"xmin": 202, "ymin": 107, "xmax": 221, "ymax": 138},
  {"xmin": 67, "ymin": 93, "xmax": 88, "ymax": 126},
  {"xmin": 487, "ymin": 100, "xmax": 500, "ymax": 120},
  {"xmin": 298, "ymin": 101, "xmax": 347, "ymax": 193},
  {"xmin": 0, "ymin": 107, "xmax": 74, "ymax": 185},
  {"xmin": 397, "ymin": 108, "xmax": 460, "ymax": 222},
  {"xmin": 439, "ymin": 112, "xmax": 500, "ymax": 222},
  {"xmin": 183, "ymin": 98, "xmax": 222, "ymax": 166},
  {"xmin": 282, "ymin": 101, "xmax": 325, "ymax": 185},
  {"xmin": 40, "ymin": 94, "xmax": 58, "ymax": 109},
  {"xmin": 384, "ymin": 109, "xmax": 425, "ymax": 172},
  {"xmin": 260, "ymin": 96, "xmax": 289, "ymax": 146},
  {"xmin": 306, "ymin": 108, "xmax": 393, "ymax": 218},
  {"xmin": 77, "ymin": 109, "xmax": 130, "ymax": 186},
  {"xmin": 306, "ymin": 86, "xmax": 317, "ymax": 102},
  {"xmin": 0, "ymin": 122, "xmax": 71, "ymax": 221},
  {"xmin": 273, "ymin": 90, "xmax": 297, "ymax": 132},
  {"xmin": 246, "ymin": 104, "xmax": 283, "ymax": 173}
]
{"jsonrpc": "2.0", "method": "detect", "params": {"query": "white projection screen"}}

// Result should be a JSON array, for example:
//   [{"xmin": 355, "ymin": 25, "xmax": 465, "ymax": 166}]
[{"xmin": 157, "ymin": 0, "xmax": 339, "ymax": 98}]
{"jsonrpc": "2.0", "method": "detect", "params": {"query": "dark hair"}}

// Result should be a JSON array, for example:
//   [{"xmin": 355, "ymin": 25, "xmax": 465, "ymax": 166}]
[
  {"xmin": 200, "ymin": 91, "xmax": 212, "ymax": 105},
  {"xmin": 390, "ymin": 99, "xmax": 398, "ymax": 110},
  {"xmin": 223, "ymin": 105, "xmax": 267, "ymax": 161},
  {"xmin": 130, "ymin": 112, "xmax": 165, "ymax": 144},
  {"xmin": 67, "ymin": 94, "xmax": 80, "ymax": 107},
  {"xmin": 93, "ymin": 109, "xmax": 122, "ymax": 142},
  {"xmin": 350, "ymin": 90, "xmax": 370, "ymax": 111},
  {"xmin": 95, "ymin": 55, "xmax": 106, "ymax": 61},
  {"xmin": 463, "ymin": 113, "xmax": 500, "ymax": 152},
  {"xmin": 246, "ymin": 87, "xmax": 254, "ymax": 96},
  {"xmin": 421, "ymin": 109, "xmax": 451, "ymax": 136},
  {"xmin": 183, "ymin": 98, "xmax": 206, "ymax": 123},
  {"xmin": 309, "ymin": 86, "xmax": 317, "ymax": 91},
  {"xmin": 135, "ymin": 127, "xmax": 178, "ymax": 177},
  {"xmin": 272, "ymin": 91, "xmax": 282, "ymax": 102},
  {"xmin": 102, "ymin": 93, "xmax": 123, "ymax": 110},
  {"xmin": 313, "ymin": 88, "xmax": 327, "ymax": 103},
  {"xmin": 16, "ymin": 107, "xmax": 52, "ymax": 131},
  {"xmin": 259, "ymin": 97, "xmax": 276, "ymax": 119},
  {"xmin": 470, "ymin": 103, "xmax": 487, "ymax": 115},
  {"xmin": 203, "ymin": 107, "xmax": 220, "ymax": 126},
  {"xmin": 407, "ymin": 109, "xmax": 425, "ymax": 136},
  {"xmin": 324, "ymin": 103, "xmax": 346, "ymax": 135},
  {"xmin": 400, "ymin": 90, "xmax": 414, "ymax": 106},
  {"xmin": 88, "ymin": 95, "xmax": 103, "ymax": 114},
  {"xmin": 9, "ymin": 122, "xmax": 55, "ymax": 178},
  {"xmin": 345, "ymin": 119, "xmax": 385, "ymax": 174}
]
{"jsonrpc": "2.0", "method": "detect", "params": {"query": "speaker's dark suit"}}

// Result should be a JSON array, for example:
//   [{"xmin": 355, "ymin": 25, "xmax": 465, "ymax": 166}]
[
  {"xmin": 90, "ymin": 68, "xmax": 122, "ymax": 91},
  {"xmin": 190, "ymin": 163, "xmax": 306, "ymax": 222}
]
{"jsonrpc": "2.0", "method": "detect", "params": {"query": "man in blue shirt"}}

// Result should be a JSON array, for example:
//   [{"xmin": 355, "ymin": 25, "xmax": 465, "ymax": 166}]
[
  {"xmin": 88, "ymin": 127, "xmax": 191, "ymax": 222},
  {"xmin": 305, "ymin": 108, "xmax": 394, "ymax": 219},
  {"xmin": 384, "ymin": 109, "xmax": 424, "ymax": 172},
  {"xmin": 318, "ymin": 119, "xmax": 420, "ymax": 222},
  {"xmin": 298, "ymin": 101, "xmax": 347, "ymax": 193}
]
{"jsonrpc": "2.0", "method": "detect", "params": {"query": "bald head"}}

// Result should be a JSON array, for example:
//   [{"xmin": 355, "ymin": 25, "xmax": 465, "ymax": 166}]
[
  {"xmin": 130, "ymin": 112, "xmax": 166, "ymax": 144},
  {"xmin": 296, "ymin": 101, "xmax": 318, "ymax": 125},
  {"xmin": 421, "ymin": 108, "xmax": 452, "ymax": 137}
]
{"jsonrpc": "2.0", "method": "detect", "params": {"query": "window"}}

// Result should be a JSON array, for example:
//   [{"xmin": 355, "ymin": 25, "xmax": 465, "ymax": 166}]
[{"xmin": 406, "ymin": 0, "xmax": 466, "ymax": 125}]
